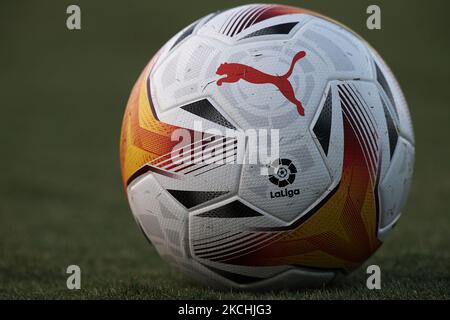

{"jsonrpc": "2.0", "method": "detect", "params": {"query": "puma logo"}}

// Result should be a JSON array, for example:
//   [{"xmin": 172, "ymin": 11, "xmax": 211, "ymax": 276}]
[{"xmin": 216, "ymin": 51, "xmax": 306, "ymax": 116}]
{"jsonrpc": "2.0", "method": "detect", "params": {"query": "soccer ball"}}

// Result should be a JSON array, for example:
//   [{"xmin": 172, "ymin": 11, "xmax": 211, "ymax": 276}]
[{"xmin": 120, "ymin": 4, "xmax": 414, "ymax": 289}]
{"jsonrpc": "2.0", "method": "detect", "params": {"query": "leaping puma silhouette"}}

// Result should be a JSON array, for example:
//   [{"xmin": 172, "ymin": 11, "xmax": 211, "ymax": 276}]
[{"xmin": 216, "ymin": 51, "xmax": 306, "ymax": 116}]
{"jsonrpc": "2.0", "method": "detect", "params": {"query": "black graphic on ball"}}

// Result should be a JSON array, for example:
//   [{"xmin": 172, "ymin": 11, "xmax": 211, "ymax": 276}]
[{"xmin": 268, "ymin": 158, "xmax": 297, "ymax": 187}]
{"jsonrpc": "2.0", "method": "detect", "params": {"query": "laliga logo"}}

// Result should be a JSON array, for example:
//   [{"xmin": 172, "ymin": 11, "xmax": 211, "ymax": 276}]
[
  {"xmin": 266, "ymin": 158, "xmax": 301, "ymax": 199},
  {"xmin": 216, "ymin": 51, "xmax": 307, "ymax": 116},
  {"xmin": 268, "ymin": 158, "xmax": 297, "ymax": 187}
]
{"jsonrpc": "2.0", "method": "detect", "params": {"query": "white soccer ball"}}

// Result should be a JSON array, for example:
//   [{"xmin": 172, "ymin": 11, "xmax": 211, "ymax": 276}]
[{"xmin": 120, "ymin": 4, "xmax": 414, "ymax": 289}]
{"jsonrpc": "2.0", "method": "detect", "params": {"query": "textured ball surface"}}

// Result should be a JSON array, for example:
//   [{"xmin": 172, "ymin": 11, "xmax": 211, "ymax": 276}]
[{"xmin": 120, "ymin": 4, "xmax": 414, "ymax": 289}]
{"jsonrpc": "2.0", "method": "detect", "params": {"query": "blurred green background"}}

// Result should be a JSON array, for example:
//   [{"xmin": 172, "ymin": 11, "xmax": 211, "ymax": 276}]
[{"xmin": 0, "ymin": 0, "xmax": 449, "ymax": 299}]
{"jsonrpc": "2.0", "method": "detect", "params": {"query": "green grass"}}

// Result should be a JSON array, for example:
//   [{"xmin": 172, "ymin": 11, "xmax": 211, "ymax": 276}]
[{"xmin": 1, "ymin": 0, "xmax": 449, "ymax": 299}]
